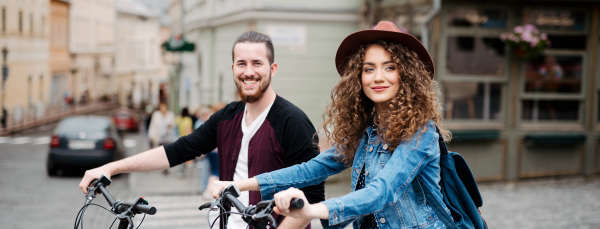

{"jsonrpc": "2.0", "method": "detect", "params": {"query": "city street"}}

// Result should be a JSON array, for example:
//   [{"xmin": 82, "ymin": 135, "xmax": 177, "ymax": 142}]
[{"xmin": 1, "ymin": 111, "xmax": 599, "ymax": 229}]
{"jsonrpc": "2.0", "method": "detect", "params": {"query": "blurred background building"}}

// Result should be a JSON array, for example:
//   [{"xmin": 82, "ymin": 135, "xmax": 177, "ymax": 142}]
[
  {"xmin": 69, "ymin": 0, "xmax": 116, "ymax": 105},
  {"xmin": 115, "ymin": 0, "xmax": 164, "ymax": 108},
  {"xmin": 0, "ymin": 0, "xmax": 50, "ymax": 123},
  {"xmin": 1, "ymin": 0, "xmax": 600, "ymax": 181}
]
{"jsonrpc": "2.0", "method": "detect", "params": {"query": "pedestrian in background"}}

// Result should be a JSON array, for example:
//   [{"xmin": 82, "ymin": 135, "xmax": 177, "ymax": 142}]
[
  {"xmin": 144, "ymin": 104, "xmax": 155, "ymax": 148},
  {"xmin": 176, "ymin": 107, "xmax": 194, "ymax": 178},
  {"xmin": 148, "ymin": 102, "xmax": 175, "ymax": 175}
]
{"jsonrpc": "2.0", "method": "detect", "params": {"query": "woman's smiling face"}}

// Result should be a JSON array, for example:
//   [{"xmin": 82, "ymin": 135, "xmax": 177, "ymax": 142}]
[{"xmin": 361, "ymin": 45, "xmax": 400, "ymax": 109}]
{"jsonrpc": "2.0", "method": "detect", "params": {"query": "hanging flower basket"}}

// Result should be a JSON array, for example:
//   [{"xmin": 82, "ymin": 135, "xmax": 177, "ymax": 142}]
[{"xmin": 500, "ymin": 24, "xmax": 550, "ymax": 59}]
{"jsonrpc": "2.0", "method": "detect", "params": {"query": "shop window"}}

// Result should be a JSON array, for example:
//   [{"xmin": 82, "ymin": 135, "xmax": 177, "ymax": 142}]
[
  {"xmin": 446, "ymin": 36, "xmax": 505, "ymax": 76},
  {"xmin": 447, "ymin": 7, "xmax": 507, "ymax": 28},
  {"xmin": 524, "ymin": 55, "xmax": 582, "ymax": 94},
  {"xmin": 546, "ymin": 35, "xmax": 586, "ymax": 50},
  {"xmin": 444, "ymin": 82, "xmax": 502, "ymax": 120},
  {"xmin": 522, "ymin": 100, "xmax": 579, "ymax": 121},
  {"xmin": 524, "ymin": 9, "xmax": 585, "ymax": 31}
]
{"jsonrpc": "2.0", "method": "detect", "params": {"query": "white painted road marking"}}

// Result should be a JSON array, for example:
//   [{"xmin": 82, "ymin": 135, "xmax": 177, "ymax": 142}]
[
  {"xmin": 0, "ymin": 137, "xmax": 11, "ymax": 144},
  {"xmin": 33, "ymin": 136, "xmax": 51, "ymax": 145},
  {"xmin": 11, "ymin": 137, "xmax": 31, "ymax": 144}
]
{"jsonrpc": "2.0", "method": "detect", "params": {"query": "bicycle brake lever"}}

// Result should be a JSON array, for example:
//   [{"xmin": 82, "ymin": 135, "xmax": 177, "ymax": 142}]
[{"xmin": 84, "ymin": 179, "xmax": 100, "ymax": 203}]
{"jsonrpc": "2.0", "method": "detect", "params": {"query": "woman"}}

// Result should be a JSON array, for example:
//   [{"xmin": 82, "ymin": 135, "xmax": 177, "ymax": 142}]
[{"xmin": 211, "ymin": 21, "xmax": 452, "ymax": 229}]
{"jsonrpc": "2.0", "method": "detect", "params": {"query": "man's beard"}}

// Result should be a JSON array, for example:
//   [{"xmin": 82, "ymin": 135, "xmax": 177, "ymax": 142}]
[{"xmin": 236, "ymin": 71, "xmax": 271, "ymax": 103}]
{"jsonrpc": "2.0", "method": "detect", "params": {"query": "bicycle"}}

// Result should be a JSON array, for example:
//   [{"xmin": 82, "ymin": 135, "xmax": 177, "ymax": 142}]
[
  {"xmin": 198, "ymin": 184, "xmax": 304, "ymax": 229},
  {"xmin": 75, "ymin": 175, "xmax": 157, "ymax": 229}
]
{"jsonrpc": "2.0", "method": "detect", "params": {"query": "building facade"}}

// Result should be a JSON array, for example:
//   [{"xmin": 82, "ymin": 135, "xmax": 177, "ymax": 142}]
[
  {"xmin": 115, "ymin": 0, "xmax": 163, "ymax": 108},
  {"xmin": 363, "ymin": 0, "xmax": 600, "ymax": 180},
  {"xmin": 69, "ymin": 0, "xmax": 116, "ymax": 104},
  {"xmin": 0, "ymin": 0, "xmax": 50, "ymax": 122},
  {"xmin": 49, "ymin": 0, "xmax": 70, "ymax": 108}
]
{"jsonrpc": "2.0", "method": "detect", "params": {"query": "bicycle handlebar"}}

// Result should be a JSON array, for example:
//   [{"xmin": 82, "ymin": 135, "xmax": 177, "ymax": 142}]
[
  {"xmin": 92, "ymin": 176, "xmax": 157, "ymax": 215},
  {"xmin": 199, "ymin": 184, "xmax": 304, "ymax": 229}
]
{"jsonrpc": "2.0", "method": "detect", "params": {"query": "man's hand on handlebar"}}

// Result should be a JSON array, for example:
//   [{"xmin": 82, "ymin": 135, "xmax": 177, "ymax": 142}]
[{"xmin": 79, "ymin": 166, "xmax": 112, "ymax": 194}]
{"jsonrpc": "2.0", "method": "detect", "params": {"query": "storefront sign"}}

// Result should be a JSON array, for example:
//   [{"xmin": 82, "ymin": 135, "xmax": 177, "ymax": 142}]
[
  {"xmin": 525, "ymin": 10, "xmax": 585, "ymax": 31},
  {"xmin": 447, "ymin": 7, "xmax": 506, "ymax": 28},
  {"xmin": 265, "ymin": 24, "xmax": 307, "ymax": 53},
  {"xmin": 536, "ymin": 14, "xmax": 575, "ymax": 27}
]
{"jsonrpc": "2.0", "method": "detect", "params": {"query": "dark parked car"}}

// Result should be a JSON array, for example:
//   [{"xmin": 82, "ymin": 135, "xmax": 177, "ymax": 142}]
[
  {"xmin": 47, "ymin": 115, "xmax": 125, "ymax": 176},
  {"xmin": 112, "ymin": 107, "xmax": 140, "ymax": 132}
]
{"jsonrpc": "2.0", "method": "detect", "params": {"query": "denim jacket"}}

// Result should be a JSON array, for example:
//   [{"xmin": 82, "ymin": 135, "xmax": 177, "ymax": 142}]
[{"xmin": 256, "ymin": 120, "xmax": 450, "ymax": 229}]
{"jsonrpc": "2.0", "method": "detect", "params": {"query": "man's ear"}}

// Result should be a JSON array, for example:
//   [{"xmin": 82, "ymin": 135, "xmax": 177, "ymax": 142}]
[
  {"xmin": 270, "ymin": 62, "xmax": 278, "ymax": 78},
  {"xmin": 231, "ymin": 63, "xmax": 234, "ymax": 71}
]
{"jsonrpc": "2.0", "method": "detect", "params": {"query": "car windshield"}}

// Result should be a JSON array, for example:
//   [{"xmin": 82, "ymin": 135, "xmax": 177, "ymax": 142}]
[{"xmin": 56, "ymin": 116, "xmax": 111, "ymax": 137}]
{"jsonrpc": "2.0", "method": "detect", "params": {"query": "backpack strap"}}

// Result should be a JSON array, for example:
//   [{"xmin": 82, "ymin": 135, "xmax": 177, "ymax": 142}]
[
  {"xmin": 434, "ymin": 125, "xmax": 449, "ymax": 154},
  {"xmin": 415, "ymin": 177, "xmax": 455, "ymax": 228}
]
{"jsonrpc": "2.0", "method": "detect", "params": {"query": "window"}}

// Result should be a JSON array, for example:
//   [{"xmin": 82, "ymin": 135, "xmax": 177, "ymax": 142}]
[
  {"xmin": 444, "ymin": 82, "xmax": 503, "ymax": 120},
  {"xmin": 39, "ymin": 75, "xmax": 44, "ymax": 101},
  {"xmin": 2, "ymin": 7, "xmax": 5, "ymax": 33},
  {"xmin": 446, "ymin": 36, "xmax": 505, "ymax": 76},
  {"xmin": 519, "ymin": 9, "xmax": 588, "ymax": 125},
  {"xmin": 522, "ymin": 100, "xmax": 579, "ymax": 121},
  {"xmin": 29, "ymin": 13, "xmax": 33, "ymax": 34},
  {"xmin": 524, "ymin": 55, "xmax": 582, "ymax": 94},
  {"xmin": 440, "ymin": 6, "xmax": 509, "ymax": 124},
  {"xmin": 28, "ymin": 76, "xmax": 32, "ymax": 107},
  {"xmin": 18, "ymin": 11, "xmax": 22, "ymax": 33}
]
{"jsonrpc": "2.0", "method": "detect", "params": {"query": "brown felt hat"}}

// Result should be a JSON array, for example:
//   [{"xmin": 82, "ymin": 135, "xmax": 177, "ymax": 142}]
[{"xmin": 335, "ymin": 21, "xmax": 434, "ymax": 78}]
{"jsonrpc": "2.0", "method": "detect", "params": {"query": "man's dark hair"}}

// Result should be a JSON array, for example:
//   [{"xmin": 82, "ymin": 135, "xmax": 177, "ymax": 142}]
[{"xmin": 231, "ymin": 31, "xmax": 275, "ymax": 65}]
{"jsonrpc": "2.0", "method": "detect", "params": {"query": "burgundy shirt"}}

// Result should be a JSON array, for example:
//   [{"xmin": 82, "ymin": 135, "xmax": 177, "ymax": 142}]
[{"xmin": 165, "ymin": 96, "xmax": 325, "ymax": 227}]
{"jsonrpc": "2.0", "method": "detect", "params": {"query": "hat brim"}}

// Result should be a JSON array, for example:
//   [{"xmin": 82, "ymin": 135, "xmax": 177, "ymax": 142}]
[{"xmin": 335, "ymin": 30, "xmax": 434, "ymax": 78}]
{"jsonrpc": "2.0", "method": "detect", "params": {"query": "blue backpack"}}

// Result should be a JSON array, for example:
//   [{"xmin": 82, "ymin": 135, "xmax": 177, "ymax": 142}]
[{"xmin": 412, "ymin": 127, "xmax": 488, "ymax": 229}]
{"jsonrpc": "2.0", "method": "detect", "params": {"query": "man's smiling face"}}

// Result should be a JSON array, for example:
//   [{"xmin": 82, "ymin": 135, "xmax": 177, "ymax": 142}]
[{"xmin": 232, "ymin": 42, "xmax": 273, "ymax": 103}]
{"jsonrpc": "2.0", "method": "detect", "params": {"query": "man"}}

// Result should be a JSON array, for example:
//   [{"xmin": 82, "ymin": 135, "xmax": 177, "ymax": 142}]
[{"xmin": 79, "ymin": 31, "xmax": 324, "ymax": 229}]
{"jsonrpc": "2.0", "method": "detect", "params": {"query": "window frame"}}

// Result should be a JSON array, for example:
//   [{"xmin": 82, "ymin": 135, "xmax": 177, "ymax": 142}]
[
  {"xmin": 439, "ymin": 4, "xmax": 514, "ymax": 129},
  {"xmin": 517, "ymin": 7, "xmax": 592, "ymax": 129}
]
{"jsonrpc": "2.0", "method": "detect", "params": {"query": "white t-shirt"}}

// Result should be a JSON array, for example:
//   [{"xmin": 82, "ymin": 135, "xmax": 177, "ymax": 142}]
[{"xmin": 228, "ymin": 102, "xmax": 274, "ymax": 228}]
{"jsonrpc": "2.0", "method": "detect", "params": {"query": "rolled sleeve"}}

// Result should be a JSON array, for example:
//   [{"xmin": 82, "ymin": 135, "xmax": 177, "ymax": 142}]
[
  {"xmin": 323, "ymin": 198, "xmax": 345, "ymax": 225},
  {"xmin": 256, "ymin": 173, "xmax": 276, "ymax": 200}
]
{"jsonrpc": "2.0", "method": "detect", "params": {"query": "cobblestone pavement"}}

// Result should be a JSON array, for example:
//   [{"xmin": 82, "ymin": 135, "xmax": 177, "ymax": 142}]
[{"xmin": 478, "ymin": 175, "xmax": 600, "ymax": 229}]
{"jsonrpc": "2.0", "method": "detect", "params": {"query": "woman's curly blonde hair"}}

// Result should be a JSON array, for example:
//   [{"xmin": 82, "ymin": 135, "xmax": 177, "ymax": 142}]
[{"xmin": 321, "ymin": 40, "xmax": 450, "ymax": 165}]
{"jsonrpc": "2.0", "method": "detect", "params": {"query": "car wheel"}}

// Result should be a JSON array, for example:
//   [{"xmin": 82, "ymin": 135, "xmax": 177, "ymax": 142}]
[{"xmin": 47, "ymin": 158, "xmax": 58, "ymax": 176}]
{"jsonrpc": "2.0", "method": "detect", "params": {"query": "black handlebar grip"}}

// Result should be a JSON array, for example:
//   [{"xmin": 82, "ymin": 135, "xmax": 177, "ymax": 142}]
[
  {"xmin": 135, "ymin": 204, "xmax": 157, "ymax": 215},
  {"xmin": 289, "ymin": 198, "xmax": 304, "ymax": 210}
]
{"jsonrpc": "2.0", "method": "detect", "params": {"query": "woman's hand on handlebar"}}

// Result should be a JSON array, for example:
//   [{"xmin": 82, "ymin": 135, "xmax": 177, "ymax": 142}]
[
  {"xmin": 272, "ymin": 188, "xmax": 329, "ymax": 219},
  {"xmin": 210, "ymin": 181, "xmax": 234, "ymax": 199},
  {"xmin": 79, "ymin": 166, "xmax": 112, "ymax": 194}
]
